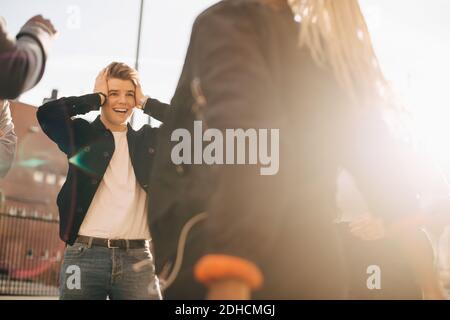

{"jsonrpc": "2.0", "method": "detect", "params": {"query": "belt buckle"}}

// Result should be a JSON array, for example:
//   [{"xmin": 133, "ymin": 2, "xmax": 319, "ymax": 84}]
[{"xmin": 107, "ymin": 239, "xmax": 119, "ymax": 249}]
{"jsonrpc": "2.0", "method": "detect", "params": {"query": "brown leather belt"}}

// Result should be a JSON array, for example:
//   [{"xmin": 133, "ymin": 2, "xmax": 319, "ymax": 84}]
[{"xmin": 76, "ymin": 235, "xmax": 149, "ymax": 249}]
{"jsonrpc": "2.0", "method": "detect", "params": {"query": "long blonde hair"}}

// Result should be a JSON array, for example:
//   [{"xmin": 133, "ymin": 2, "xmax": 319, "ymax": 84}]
[{"xmin": 285, "ymin": 0, "xmax": 388, "ymax": 106}]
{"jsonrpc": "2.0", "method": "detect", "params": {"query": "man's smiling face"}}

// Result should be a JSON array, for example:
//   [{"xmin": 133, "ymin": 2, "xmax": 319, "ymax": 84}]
[{"xmin": 100, "ymin": 78, "xmax": 136, "ymax": 131}]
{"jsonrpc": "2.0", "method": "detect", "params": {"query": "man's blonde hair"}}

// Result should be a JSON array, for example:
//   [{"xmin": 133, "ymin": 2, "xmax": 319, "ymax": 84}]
[
  {"xmin": 285, "ymin": 0, "xmax": 388, "ymax": 105},
  {"xmin": 106, "ymin": 62, "xmax": 139, "ymax": 87}
]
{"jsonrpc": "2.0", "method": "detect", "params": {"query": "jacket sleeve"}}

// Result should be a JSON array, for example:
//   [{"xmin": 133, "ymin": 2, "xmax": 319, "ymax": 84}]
[
  {"xmin": 0, "ymin": 17, "xmax": 53, "ymax": 99},
  {"xmin": 341, "ymin": 108, "xmax": 423, "ymax": 223},
  {"xmin": 142, "ymin": 97, "xmax": 170, "ymax": 123},
  {"xmin": 36, "ymin": 94, "xmax": 102, "ymax": 156},
  {"xmin": 0, "ymin": 100, "xmax": 17, "ymax": 177},
  {"xmin": 190, "ymin": 6, "xmax": 280, "ymax": 269}
]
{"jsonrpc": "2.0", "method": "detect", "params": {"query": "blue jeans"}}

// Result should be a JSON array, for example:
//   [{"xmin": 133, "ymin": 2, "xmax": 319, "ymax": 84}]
[{"xmin": 59, "ymin": 242, "xmax": 162, "ymax": 300}]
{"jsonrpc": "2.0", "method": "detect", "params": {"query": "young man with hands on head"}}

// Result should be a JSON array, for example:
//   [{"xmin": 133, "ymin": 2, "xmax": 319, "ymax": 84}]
[{"xmin": 37, "ymin": 62, "xmax": 169, "ymax": 300}]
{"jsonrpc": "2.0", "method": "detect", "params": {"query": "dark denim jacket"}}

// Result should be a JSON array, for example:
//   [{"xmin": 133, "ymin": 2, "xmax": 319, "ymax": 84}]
[{"xmin": 37, "ymin": 93, "xmax": 168, "ymax": 244}]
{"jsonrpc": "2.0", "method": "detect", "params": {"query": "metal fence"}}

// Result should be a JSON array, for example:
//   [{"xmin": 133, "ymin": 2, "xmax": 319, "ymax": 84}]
[{"xmin": 0, "ymin": 212, "xmax": 63, "ymax": 296}]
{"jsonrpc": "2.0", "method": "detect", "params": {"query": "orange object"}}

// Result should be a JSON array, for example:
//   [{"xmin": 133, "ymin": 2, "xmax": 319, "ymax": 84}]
[{"xmin": 194, "ymin": 254, "xmax": 263, "ymax": 290}]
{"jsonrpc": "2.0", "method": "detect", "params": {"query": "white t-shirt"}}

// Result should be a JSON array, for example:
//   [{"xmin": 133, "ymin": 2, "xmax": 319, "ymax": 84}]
[{"xmin": 78, "ymin": 130, "xmax": 151, "ymax": 239}]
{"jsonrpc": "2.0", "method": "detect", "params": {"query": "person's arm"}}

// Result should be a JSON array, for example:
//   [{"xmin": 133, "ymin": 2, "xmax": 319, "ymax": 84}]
[
  {"xmin": 343, "ymin": 109, "xmax": 447, "ymax": 299},
  {"xmin": 36, "ymin": 93, "xmax": 102, "ymax": 156},
  {"xmin": 189, "ymin": 6, "xmax": 277, "ymax": 298},
  {"xmin": 0, "ymin": 15, "xmax": 56, "ymax": 99},
  {"xmin": 0, "ymin": 100, "xmax": 17, "ymax": 177},
  {"xmin": 142, "ymin": 97, "xmax": 170, "ymax": 123},
  {"xmin": 341, "ymin": 109, "xmax": 421, "ymax": 224},
  {"xmin": 135, "ymin": 83, "xmax": 170, "ymax": 123}
]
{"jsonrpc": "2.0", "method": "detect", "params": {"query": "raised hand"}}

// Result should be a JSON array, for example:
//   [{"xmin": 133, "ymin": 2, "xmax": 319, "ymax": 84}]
[
  {"xmin": 134, "ymin": 81, "xmax": 147, "ymax": 110},
  {"xmin": 24, "ymin": 15, "xmax": 58, "ymax": 36},
  {"xmin": 94, "ymin": 68, "xmax": 108, "ymax": 105}
]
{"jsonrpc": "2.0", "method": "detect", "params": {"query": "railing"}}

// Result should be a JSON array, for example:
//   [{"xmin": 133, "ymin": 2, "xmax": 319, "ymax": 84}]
[{"xmin": 0, "ymin": 212, "xmax": 63, "ymax": 296}]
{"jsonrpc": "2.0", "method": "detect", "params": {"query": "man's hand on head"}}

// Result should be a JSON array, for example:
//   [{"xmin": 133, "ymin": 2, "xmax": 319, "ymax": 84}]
[
  {"xmin": 94, "ymin": 68, "xmax": 109, "ymax": 105},
  {"xmin": 134, "ymin": 81, "xmax": 147, "ymax": 110}
]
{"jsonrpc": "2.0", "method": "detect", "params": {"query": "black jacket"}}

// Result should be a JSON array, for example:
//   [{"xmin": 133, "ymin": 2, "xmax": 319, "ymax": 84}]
[
  {"xmin": 37, "ymin": 93, "xmax": 168, "ymax": 245},
  {"xmin": 148, "ymin": 0, "xmax": 421, "ymax": 299}
]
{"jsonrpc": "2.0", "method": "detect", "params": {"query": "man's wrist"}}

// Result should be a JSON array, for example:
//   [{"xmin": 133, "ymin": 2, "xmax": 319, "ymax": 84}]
[
  {"xmin": 139, "ymin": 96, "xmax": 149, "ymax": 110},
  {"xmin": 97, "ymin": 92, "xmax": 107, "ymax": 106}
]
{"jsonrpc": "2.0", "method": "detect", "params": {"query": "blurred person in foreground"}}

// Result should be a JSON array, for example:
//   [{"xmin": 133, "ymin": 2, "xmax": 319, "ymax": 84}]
[{"xmin": 148, "ymin": 0, "xmax": 445, "ymax": 299}]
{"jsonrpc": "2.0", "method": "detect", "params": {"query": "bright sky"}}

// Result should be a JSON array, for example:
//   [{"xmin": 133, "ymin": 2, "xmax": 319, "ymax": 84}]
[{"xmin": 2, "ymin": 0, "xmax": 450, "ymax": 169}]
